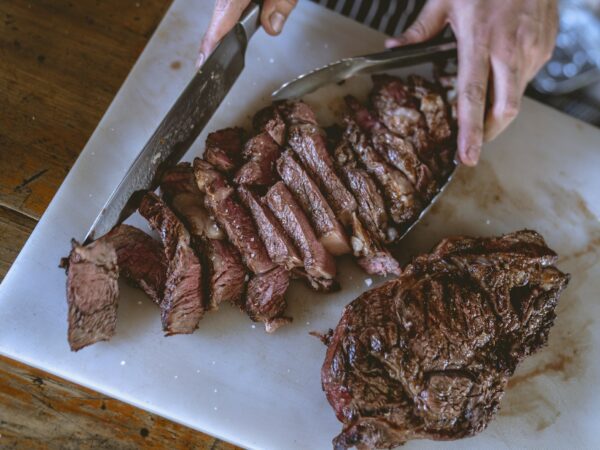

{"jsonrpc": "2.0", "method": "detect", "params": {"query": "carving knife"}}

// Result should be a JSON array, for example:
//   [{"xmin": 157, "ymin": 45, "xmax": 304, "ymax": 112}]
[
  {"xmin": 84, "ymin": 3, "xmax": 260, "ymax": 244},
  {"xmin": 272, "ymin": 39, "xmax": 457, "ymax": 100}
]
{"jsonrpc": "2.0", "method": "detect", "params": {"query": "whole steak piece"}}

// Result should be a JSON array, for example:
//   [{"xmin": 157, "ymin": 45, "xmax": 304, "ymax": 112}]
[{"xmin": 322, "ymin": 230, "xmax": 570, "ymax": 449}]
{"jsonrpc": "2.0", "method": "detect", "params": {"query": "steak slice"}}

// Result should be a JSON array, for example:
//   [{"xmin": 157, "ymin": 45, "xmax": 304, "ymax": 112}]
[
  {"xmin": 62, "ymin": 239, "xmax": 119, "ymax": 351},
  {"xmin": 139, "ymin": 192, "xmax": 204, "ymax": 335},
  {"xmin": 265, "ymin": 181, "xmax": 336, "ymax": 281},
  {"xmin": 349, "ymin": 214, "xmax": 401, "ymax": 277},
  {"xmin": 283, "ymin": 101, "xmax": 357, "ymax": 221},
  {"xmin": 408, "ymin": 74, "xmax": 452, "ymax": 144},
  {"xmin": 342, "ymin": 112, "xmax": 422, "ymax": 226},
  {"xmin": 253, "ymin": 105, "xmax": 286, "ymax": 146},
  {"xmin": 160, "ymin": 163, "xmax": 246, "ymax": 310},
  {"xmin": 204, "ymin": 127, "xmax": 244, "ymax": 173},
  {"xmin": 238, "ymin": 185, "xmax": 302, "ymax": 270},
  {"xmin": 234, "ymin": 132, "xmax": 281, "ymax": 186},
  {"xmin": 160, "ymin": 162, "xmax": 224, "ymax": 240},
  {"xmin": 193, "ymin": 158, "xmax": 276, "ymax": 275},
  {"xmin": 246, "ymin": 266, "xmax": 292, "ymax": 333},
  {"xmin": 277, "ymin": 150, "xmax": 351, "ymax": 256},
  {"xmin": 102, "ymin": 225, "xmax": 166, "ymax": 305},
  {"xmin": 322, "ymin": 230, "xmax": 570, "ymax": 449}
]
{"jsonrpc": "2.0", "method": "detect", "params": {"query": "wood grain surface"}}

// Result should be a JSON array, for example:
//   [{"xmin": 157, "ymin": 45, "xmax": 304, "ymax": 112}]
[{"xmin": 0, "ymin": 1, "xmax": 238, "ymax": 448}]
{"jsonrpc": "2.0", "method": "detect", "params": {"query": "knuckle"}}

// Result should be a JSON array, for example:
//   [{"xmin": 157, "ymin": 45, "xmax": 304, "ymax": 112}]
[
  {"xmin": 408, "ymin": 19, "xmax": 429, "ymax": 39},
  {"xmin": 502, "ymin": 99, "xmax": 520, "ymax": 120},
  {"xmin": 463, "ymin": 82, "xmax": 486, "ymax": 105}
]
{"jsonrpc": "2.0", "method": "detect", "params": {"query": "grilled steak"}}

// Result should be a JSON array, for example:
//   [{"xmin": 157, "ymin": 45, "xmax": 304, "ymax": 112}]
[
  {"xmin": 194, "ymin": 158, "xmax": 276, "ymax": 275},
  {"xmin": 408, "ymin": 74, "xmax": 452, "ymax": 144},
  {"xmin": 204, "ymin": 127, "xmax": 244, "ymax": 173},
  {"xmin": 253, "ymin": 105, "xmax": 286, "ymax": 146},
  {"xmin": 160, "ymin": 163, "xmax": 246, "ymax": 310},
  {"xmin": 62, "ymin": 239, "xmax": 119, "ymax": 351},
  {"xmin": 235, "ymin": 132, "xmax": 282, "ymax": 186},
  {"xmin": 246, "ymin": 266, "xmax": 292, "ymax": 333},
  {"xmin": 348, "ymin": 214, "xmax": 400, "ymax": 277},
  {"xmin": 238, "ymin": 185, "xmax": 302, "ymax": 270},
  {"xmin": 322, "ymin": 230, "xmax": 570, "ymax": 449},
  {"xmin": 277, "ymin": 150, "xmax": 351, "ymax": 256},
  {"xmin": 103, "ymin": 225, "xmax": 166, "ymax": 304},
  {"xmin": 139, "ymin": 192, "xmax": 204, "ymax": 335},
  {"xmin": 265, "ymin": 181, "xmax": 336, "ymax": 281}
]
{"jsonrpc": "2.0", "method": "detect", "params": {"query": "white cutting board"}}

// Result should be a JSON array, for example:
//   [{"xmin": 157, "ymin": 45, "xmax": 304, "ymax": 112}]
[{"xmin": 1, "ymin": 1, "xmax": 599, "ymax": 449}]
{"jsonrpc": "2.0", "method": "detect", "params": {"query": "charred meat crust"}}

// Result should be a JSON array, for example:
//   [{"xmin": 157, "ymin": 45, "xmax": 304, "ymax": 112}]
[
  {"xmin": 138, "ymin": 192, "xmax": 205, "ymax": 335},
  {"xmin": 246, "ymin": 266, "xmax": 292, "ymax": 333},
  {"xmin": 235, "ymin": 132, "xmax": 281, "ymax": 187},
  {"xmin": 203, "ymin": 127, "xmax": 245, "ymax": 173},
  {"xmin": 322, "ymin": 230, "xmax": 570, "ymax": 449}
]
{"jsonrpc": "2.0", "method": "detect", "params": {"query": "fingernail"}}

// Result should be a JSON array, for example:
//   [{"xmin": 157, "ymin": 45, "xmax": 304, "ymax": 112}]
[
  {"xmin": 465, "ymin": 145, "xmax": 480, "ymax": 166},
  {"xmin": 195, "ymin": 53, "xmax": 205, "ymax": 70},
  {"xmin": 386, "ymin": 35, "xmax": 407, "ymax": 48},
  {"xmin": 270, "ymin": 11, "xmax": 286, "ymax": 34}
]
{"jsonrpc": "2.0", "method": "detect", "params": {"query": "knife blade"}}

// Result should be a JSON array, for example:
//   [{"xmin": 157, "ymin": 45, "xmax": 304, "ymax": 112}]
[
  {"xmin": 272, "ymin": 39, "xmax": 457, "ymax": 101},
  {"xmin": 84, "ymin": 3, "xmax": 260, "ymax": 244}
]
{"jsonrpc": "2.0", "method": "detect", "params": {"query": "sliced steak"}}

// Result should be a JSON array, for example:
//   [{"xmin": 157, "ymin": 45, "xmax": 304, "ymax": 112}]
[
  {"xmin": 160, "ymin": 162, "xmax": 224, "ymax": 240},
  {"xmin": 246, "ymin": 266, "xmax": 292, "ymax": 333},
  {"xmin": 204, "ymin": 127, "xmax": 244, "ymax": 173},
  {"xmin": 139, "ymin": 192, "xmax": 204, "ymax": 335},
  {"xmin": 283, "ymin": 101, "xmax": 357, "ymax": 221},
  {"xmin": 349, "ymin": 213, "xmax": 401, "ymax": 276},
  {"xmin": 342, "ymin": 112, "xmax": 422, "ymax": 226},
  {"xmin": 234, "ymin": 132, "xmax": 281, "ymax": 186},
  {"xmin": 238, "ymin": 185, "xmax": 302, "ymax": 270},
  {"xmin": 265, "ymin": 181, "xmax": 336, "ymax": 281},
  {"xmin": 160, "ymin": 163, "xmax": 246, "ymax": 310},
  {"xmin": 253, "ymin": 105, "xmax": 286, "ymax": 146},
  {"xmin": 204, "ymin": 238, "xmax": 247, "ymax": 310},
  {"xmin": 409, "ymin": 74, "xmax": 452, "ymax": 143},
  {"xmin": 278, "ymin": 100, "xmax": 318, "ymax": 125},
  {"xmin": 102, "ymin": 225, "xmax": 166, "ymax": 305},
  {"xmin": 322, "ymin": 230, "xmax": 570, "ymax": 449},
  {"xmin": 277, "ymin": 150, "xmax": 351, "ymax": 256},
  {"xmin": 62, "ymin": 239, "xmax": 119, "ymax": 351},
  {"xmin": 194, "ymin": 158, "xmax": 276, "ymax": 275}
]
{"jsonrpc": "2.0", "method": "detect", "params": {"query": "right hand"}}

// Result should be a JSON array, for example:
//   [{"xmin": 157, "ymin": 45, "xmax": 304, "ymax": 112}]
[{"xmin": 197, "ymin": 0, "xmax": 298, "ymax": 68}]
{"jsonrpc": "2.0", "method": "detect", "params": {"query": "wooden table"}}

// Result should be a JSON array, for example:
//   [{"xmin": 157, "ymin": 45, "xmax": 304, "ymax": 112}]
[{"xmin": 0, "ymin": 2, "xmax": 238, "ymax": 448}]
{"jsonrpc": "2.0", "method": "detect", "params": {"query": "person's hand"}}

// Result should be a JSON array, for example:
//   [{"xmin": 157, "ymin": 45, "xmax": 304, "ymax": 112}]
[
  {"xmin": 197, "ymin": 0, "xmax": 298, "ymax": 68},
  {"xmin": 386, "ymin": 0, "xmax": 558, "ymax": 166}
]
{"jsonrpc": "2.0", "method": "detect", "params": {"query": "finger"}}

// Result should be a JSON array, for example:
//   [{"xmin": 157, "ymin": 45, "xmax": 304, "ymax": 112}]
[
  {"xmin": 197, "ymin": 0, "xmax": 250, "ymax": 68},
  {"xmin": 385, "ymin": 0, "xmax": 448, "ymax": 48},
  {"xmin": 456, "ymin": 37, "xmax": 490, "ymax": 166},
  {"xmin": 484, "ymin": 55, "xmax": 522, "ymax": 142},
  {"xmin": 260, "ymin": 0, "xmax": 298, "ymax": 36}
]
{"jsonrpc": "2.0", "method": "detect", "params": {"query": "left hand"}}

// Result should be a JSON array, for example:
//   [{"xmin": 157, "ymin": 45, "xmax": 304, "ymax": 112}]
[{"xmin": 386, "ymin": 0, "xmax": 558, "ymax": 166}]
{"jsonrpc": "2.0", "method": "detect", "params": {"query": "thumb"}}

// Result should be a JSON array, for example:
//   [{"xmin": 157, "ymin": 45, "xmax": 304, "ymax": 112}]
[
  {"xmin": 197, "ymin": 0, "xmax": 250, "ymax": 69},
  {"xmin": 385, "ymin": 1, "xmax": 448, "ymax": 48},
  {"xmin": 260, "ymin": 0, "xmax": 298, "ymax": 36}
]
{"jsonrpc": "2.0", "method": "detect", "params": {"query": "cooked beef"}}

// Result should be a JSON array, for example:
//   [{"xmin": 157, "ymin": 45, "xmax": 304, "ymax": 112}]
[
  {"xmin": 62, "ymin": 239, "xmax": 119, "ymax": 351},
  {"xmin": 278, "ymin": 100, "xmax": 319, "ymax": 125},
  {"xmin": 253, "ymin": 105, "xmax": 286, "ymax": 146},
  {"xmin": 139, "ymin": 192, "xmax": 204, "ymax": 335},
  {"xmin": 160, "ymin": 163, "xmax": 246, "ymax": 310},
  {"xmin": 277, "ymin": 150, "xmax": 351, "ymax": 256},
  {"xmin": 333, "ymin": 141, "xmax": 389, "ymax": 243},
  {"xmin": 234, "ymin": 132, "xmax": 281, "ymax": 186},
  {"xmin": 438, "ymin": 74, "xmax": 458, "ymax": 122},
  {"xmin": 370, "ymin": 74, "xmax": 424, "ymax": 136},
  {"xmin": 409, "ymin": 74, "xmax": 452, "ymax": 143},
  {"xmin": 160, "ymin": 163, "xmax": 224, "ymax": 240},
  {"xmin": 102, "ymin": 225, "xmax": 166, "ymax": 304},
  {"xmin": 348, "ymin": 214, "xmax": 400, "ymax": 277},
  {"xmin": 283, "ymin": 101, "xmax": 357, "ymax": 221},
  {"xmin": 265, "ymin": 181, "xmax": 336, "ymax": 281},
  {"xmin": 238, "ymin": 185, "xmax": 302, "ymax": 270},
  {"xmin": 203, "ymin": 238, "xmax": 247, "ymax": 310},
  {"xmin": 246, "ymin": 266, "xmax": 292, "ymax": 333},
  {"xmin": 194, "ymin": 158, "xmax": 276, "ymax": 275},
  {"xmin": 322, "ymin": 230, "xmax": 570, "ymax": 449},
  {"xmin": 342, "ymin": 112, "xmax": 422, "ymax": 226},
  {"xmin": 204, "ymin": 127, "xmax": 244, "ymax": 173}
]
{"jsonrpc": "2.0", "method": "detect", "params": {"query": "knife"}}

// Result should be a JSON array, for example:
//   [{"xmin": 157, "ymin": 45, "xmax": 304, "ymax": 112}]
[
  {"xmin": 272, "ymin": 39, "xmax": 457, "ymax": 100},
  {"xmin": 84, "ymin": 3, "xmax": 261, "ymax": 244}
]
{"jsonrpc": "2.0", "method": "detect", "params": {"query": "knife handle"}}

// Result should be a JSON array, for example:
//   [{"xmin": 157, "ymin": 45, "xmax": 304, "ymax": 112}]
[{"xmin": 238, "ymin": 2, "xmax": 261, "ymax": 42}]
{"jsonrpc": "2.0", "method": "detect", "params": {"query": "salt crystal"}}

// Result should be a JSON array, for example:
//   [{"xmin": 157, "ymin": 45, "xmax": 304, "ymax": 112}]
[
  {"xmin": 88, "ymin": 194, "xmax": 93, "ymax": 198},
  {"xmin": 196, "ymin": 369, "xmax": 201, "ymax": 373},
  {"xmin": 251, "ymin": 324, "xmax": 256, "ymax": 329},
  {"xmin": 214, "ymin": 406, "xmax": 218, "ymax": 411},
  {"xmin": 120, "ymin": 360, "xmax": 126, "ymax": 366},
  {"xmin": 32, "ymin": 116, "xmax": 36, "ymax": 120},
  {"xmin": 137, "ymin": 301, "xmax": 142, "ymax": 305},
  {"xmin": 214, "ymin": 388, "xmax": 218, "ymax": 393},
  {"xmin": 269, "ymin": 58, "xmax": 275, "ymax": 63},
  {"xmin": 306, "ymin": 321, "xmax": 310, "ymax": 326},
  {"xmin": 486, "ymin": 219, "xmax": 491, "ymax": 225},
  {"xmin": 364, "ymin": 278, "xmax": 373, "ymax": 287},
  {"xmin": 324, "ymin": 43, "xmax": 329, "ymax": 49},
  {"xmin": 212, "ymin": 361, "xmax": 216, "ymax": 365},
  {"xmin": 174, "ymin": 375, "xmax": 178, "ymax": 379}
]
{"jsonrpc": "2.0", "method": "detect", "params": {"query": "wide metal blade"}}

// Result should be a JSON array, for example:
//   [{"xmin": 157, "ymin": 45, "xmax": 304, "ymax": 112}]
[
  {"xmin": 84, "ymin": 5, "xmax": 260, "ymax": 243},
  {"xmin": 272, "ymin": 40, "xmax": 457, "ymax": 101}
]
